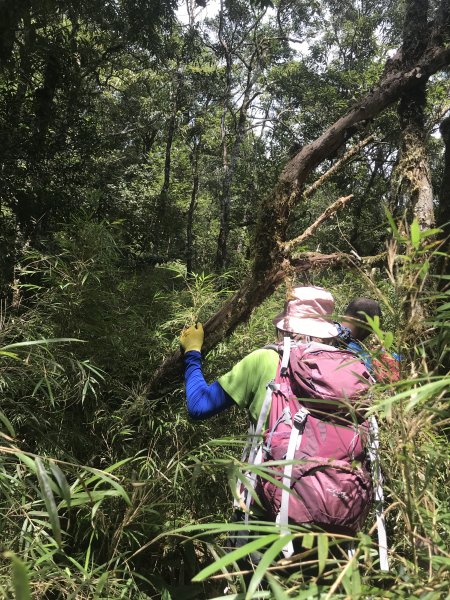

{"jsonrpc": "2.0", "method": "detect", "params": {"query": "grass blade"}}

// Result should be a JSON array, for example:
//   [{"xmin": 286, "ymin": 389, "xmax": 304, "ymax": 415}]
[{"xmin": 35, "ymin": 457, "xmax": 62, "ymax": 548}]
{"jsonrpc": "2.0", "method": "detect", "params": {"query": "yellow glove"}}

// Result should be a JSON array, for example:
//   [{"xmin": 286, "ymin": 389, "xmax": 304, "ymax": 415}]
[{"xmin": 180, "ymin": 323, "xmax": 204, "ymax": 353}]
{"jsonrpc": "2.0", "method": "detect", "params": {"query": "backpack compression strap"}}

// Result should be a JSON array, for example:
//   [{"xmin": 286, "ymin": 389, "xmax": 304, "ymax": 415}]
[
  {"xmin": 276, "ymin": 406, "xmax": 310, "ymax": 558},
  {"xmin": 368, "ymin": 415, "xmax": 389, "ymax": 571}
]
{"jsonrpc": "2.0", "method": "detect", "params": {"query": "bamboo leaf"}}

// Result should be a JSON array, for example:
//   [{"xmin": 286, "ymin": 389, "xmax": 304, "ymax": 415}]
[
  {"xmin": 302, "ymin": 533, "xmax": 314, "ymax": 549},
  {"xmin": 49, "ymin": 462, "xmax": 71, "ymax": 508},
  {"xmin": 419, "ymin": 227, "xmax": 442, "ymax": 238},
  {"xmin": 266, "ymin": 573, "xmax": 291, "ymax": 599},
  {"xmin": 59, "ymin": 489, "xmax": 126, "ymax": 508},
  {"xmin": 35, "ymin": 458, "xmax": 62, "ymax": 548},
  {"xmin": 93, "ymin": 571, "xmax": 109, "ymax": 599},
  {"xmin": 16, "ymin": 453, "xmax": 38, "ymax": 475},
  {"xmin": 0, "ymin": 350, "xmax": 20, "ymax": 359},
  {"xmin": 410, "ymin": 219, "xmax": 421, "ymax": 249},
  {"xmin": 1, "ymin": 338, "xmax": 83, "ymax": 351},
  {"xmin": 246, "ymin": 535, "xmax": 295, "ymax": 599},
  {"xmin": 383, "ymin": 207, "xmax": 400, "ymax": 239},
  {"xmin": 4, "ymin": 551, "xmax": 31, "ymax": 600},
  {"xmin": 351, "ymin": 559, "xmax": 362, "ymax": 598},
  {"xmin": 82, "ymin": 467, "xmax": 131, "ymax": 506},
  {"xmin": 0, "ymin": 410, "xmax": 16, "ymax": 437},
  {"xmin": 341, "ymin": 569, "xmax": 352, "ymax": 596},
  {"xmin": 192, "ymin": 534, "xmax": 280, "ymax": 581},
  {"xmin": 317, "ymin": 534, "xmax": 328, "ymax": 576},
  {"xmin": 294, "ymin": 584, "xmax": 321, "ymax": 599}
]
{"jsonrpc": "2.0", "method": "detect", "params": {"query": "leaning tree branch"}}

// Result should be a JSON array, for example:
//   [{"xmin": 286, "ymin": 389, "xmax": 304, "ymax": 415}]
[
  {"xmin": 279, "ymin": 44, "xmax": 450, "ymax": 190},
  {"xmin": 145, "ymin": 38, "xmax": 450, "ymax": 395},
  {"xmin": 144, "ymin": 250, "xmax": 382, "ymax": 397},
  {"xmin": 303, "ymin": 135, "xmax": 376, "ymax": 200},
  {"xmin": 283, "ymin": 195, "xmax": 354, "ymax": 252}
]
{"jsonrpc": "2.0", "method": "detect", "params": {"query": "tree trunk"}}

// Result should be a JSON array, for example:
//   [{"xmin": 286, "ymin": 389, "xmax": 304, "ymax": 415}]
[
  {"xmin": 215, "ymin": 47, "xmax": 232, "ymax": 271},
  {"xmin": 154, "ymin": 69, "xmax": 182, "ymax": 255},
  {"xmin": 437, "ymin": 113, "xmax": 450, "ymax": 288},
  {"xmin": 32, "ymin": 45, "xmax": 60, "ymax": 152},
  {"xmin": 215, "ymin": 0, "xmax": 233, "ymax": 272},
  {"xmin": 215, "ymin": 2, "xmax": 262, "ymax": 271},
  {"xmin": 215, "ymin": 86, "xmax": 254, "ymax": 271},
  {"xmin": 145, "ymin": 23, "xmax": 450, "ymax": 393},
  {"xmin": 186, "ymin": 136, "xmax": 201, "ymax": 275},
  {"xmin": 0, "ymin": 0, "xmax": 30, "ymax": 65},
  {"xmin": 160, "ymin": 71, "xmax": 182, "ymax": 198},
  {"xmin": 437, "ymin": 113, "xmax": 450, "ymax": 233},
  {"xmin": 394, "ymin": 0, "xmax": 435, "ymax": 230}
]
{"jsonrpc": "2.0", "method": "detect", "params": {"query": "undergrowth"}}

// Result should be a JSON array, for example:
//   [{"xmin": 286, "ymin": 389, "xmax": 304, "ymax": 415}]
[{"xmin": 0, "ymin": 217, "xmax": 448, "ymax": 598}]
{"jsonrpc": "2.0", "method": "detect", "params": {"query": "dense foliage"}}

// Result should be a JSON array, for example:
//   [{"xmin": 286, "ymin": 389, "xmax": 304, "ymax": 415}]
[{"xmin": 0, "ymin": 0, "xmax": 449, "ymax": 598}]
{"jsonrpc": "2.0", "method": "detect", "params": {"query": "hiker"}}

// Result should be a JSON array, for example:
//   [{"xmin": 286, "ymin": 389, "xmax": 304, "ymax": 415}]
[
  {"xmin": 180, "ymin": 287, "xmax": 386, "ymax": 571},
  {"xmin": 336, "ymin": 297, "xmax": 400, "ymax": 382},
  {"xmin": 336, "ymin": 297, "xmax": 382, "ymax": 368},
  {"xmin": 180, "ymin": 286, "xmax": 341, "ymax": 422}
]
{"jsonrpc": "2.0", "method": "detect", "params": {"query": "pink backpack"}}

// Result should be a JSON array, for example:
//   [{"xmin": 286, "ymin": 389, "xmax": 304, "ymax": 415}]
[{"xmin": 240, "ymin": 340, "xmax": 375, "ymax": 558}]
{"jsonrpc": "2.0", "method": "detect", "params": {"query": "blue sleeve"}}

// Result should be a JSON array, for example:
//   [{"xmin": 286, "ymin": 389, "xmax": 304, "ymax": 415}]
[{"xmin": 183, "ymin": 351, "xmax": 235, "ymax": 420}]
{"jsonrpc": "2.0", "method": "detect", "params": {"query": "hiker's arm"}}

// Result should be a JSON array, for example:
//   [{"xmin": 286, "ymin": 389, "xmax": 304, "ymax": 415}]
[{"xmin": 184, "ymin": 351, "xmax": 235, "ymax": 420}]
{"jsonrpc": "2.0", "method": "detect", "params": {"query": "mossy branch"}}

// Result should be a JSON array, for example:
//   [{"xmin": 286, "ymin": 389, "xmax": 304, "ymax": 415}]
[
  {"xmin": 282, "ymin": 195, "xmax": 354, "ymax": 252},
  {"xmin": 303, "ymin": 134, "xmax": 376, "ymax": 200}
]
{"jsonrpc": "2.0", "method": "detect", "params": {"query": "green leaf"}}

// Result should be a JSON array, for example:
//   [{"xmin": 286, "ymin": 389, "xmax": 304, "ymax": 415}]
[
  {"xmin": 418, "ymin": 259, "xmax": 430, "ymax": 279},
  {"xmin": 49, "ymin": 462, "xmax": 71, "ymax": 508},
  {"xmin": 410, "ymin": 219, "xmax": 421, "ymax": 249},
  {"xmin": 341, "ymin": 568, "xmax": 352, "ymax": 596},
  {"xmin": 0, "ymin": 410, "xmax": 16, "ymax": 437},
  {"xmin": 246, "ymin": 535, "xmax": 295, "ymax": 599},
  {"xmin": 35, "ymin": 458, "xmax": 62, "ymax": 548},
  {"xmin": 267, "ymin": 573, "xmax": 291, "ymax": 599},
  {"xmin": 383, "ymin": 331, "xmax": 393, "ymax": 350},
  {"xmin": 16, "ymin": 453, "xmax": 38, "ymax": 475},
  {"xmin": 317, "ymin": 534, "xmax": 328, "ymax": 576},
  {"xmin": 436, "ymin": 302, "xmax": 450, "ymax": 312},
  {"xmin": 59, "ymin": 489, "xmax": 124, "ymax": 508},
  {"xmin": 93, "ymin": 571, "xmax": 109, "ymax": 599},
  {"xmin": 420, "ymin": 227, "xmax": 442, "ymax": 238},
  {"xmin": 192, "ymin": 534, "xmax": 280, "ymax": 581},
  {"xmin": 1, "ymin": 338, "xmax": 83, "ymax": 351},
  {"xmin": 367, "ymin": 378, "xmax": 450, "ymax": 416},
  {"xmin": 81, "ymin": 466, "xmax": 131, "ymax": 506},
  {"xmin": 383, "ymin": 206, "xmax": 400, "ymax": 239},
  {"xmin": 302, "ymin": 533, "xmax": 314, "ymax": 549},
  {"xmin": 4, "ymin": 552, "xmax": 31, "ymax": 600},
  {"xmin": 295, "ymin": 584, "xmax": 321, "ymax": 599},
  {"xmin": 351, "ymin": 559, "xmax": 362, "ymax": 598},
  {"xmin": 0, "ymin": 350, "xmax": 20, "ymax": 359}
]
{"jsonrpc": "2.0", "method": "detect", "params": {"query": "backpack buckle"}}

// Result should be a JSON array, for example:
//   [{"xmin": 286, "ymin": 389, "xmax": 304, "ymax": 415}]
[
  {"xmin": 293, "ymin": 407, "xmax": 309, "ymax": 431},
  {"xmin": 268, "ymin": 380, "xmax": 280, "ymax": 392}
]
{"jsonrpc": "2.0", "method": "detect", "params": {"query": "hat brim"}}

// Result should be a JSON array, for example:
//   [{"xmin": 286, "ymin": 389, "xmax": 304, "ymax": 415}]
[{"xmin": 273, "ymin": 315, "xmax": 338, "ymax": 338}]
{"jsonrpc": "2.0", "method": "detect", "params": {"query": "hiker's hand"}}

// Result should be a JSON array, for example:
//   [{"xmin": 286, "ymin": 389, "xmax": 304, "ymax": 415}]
[{"xmin": 180, "ymin": 323, "xmax": 204, "ymax": 353}]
